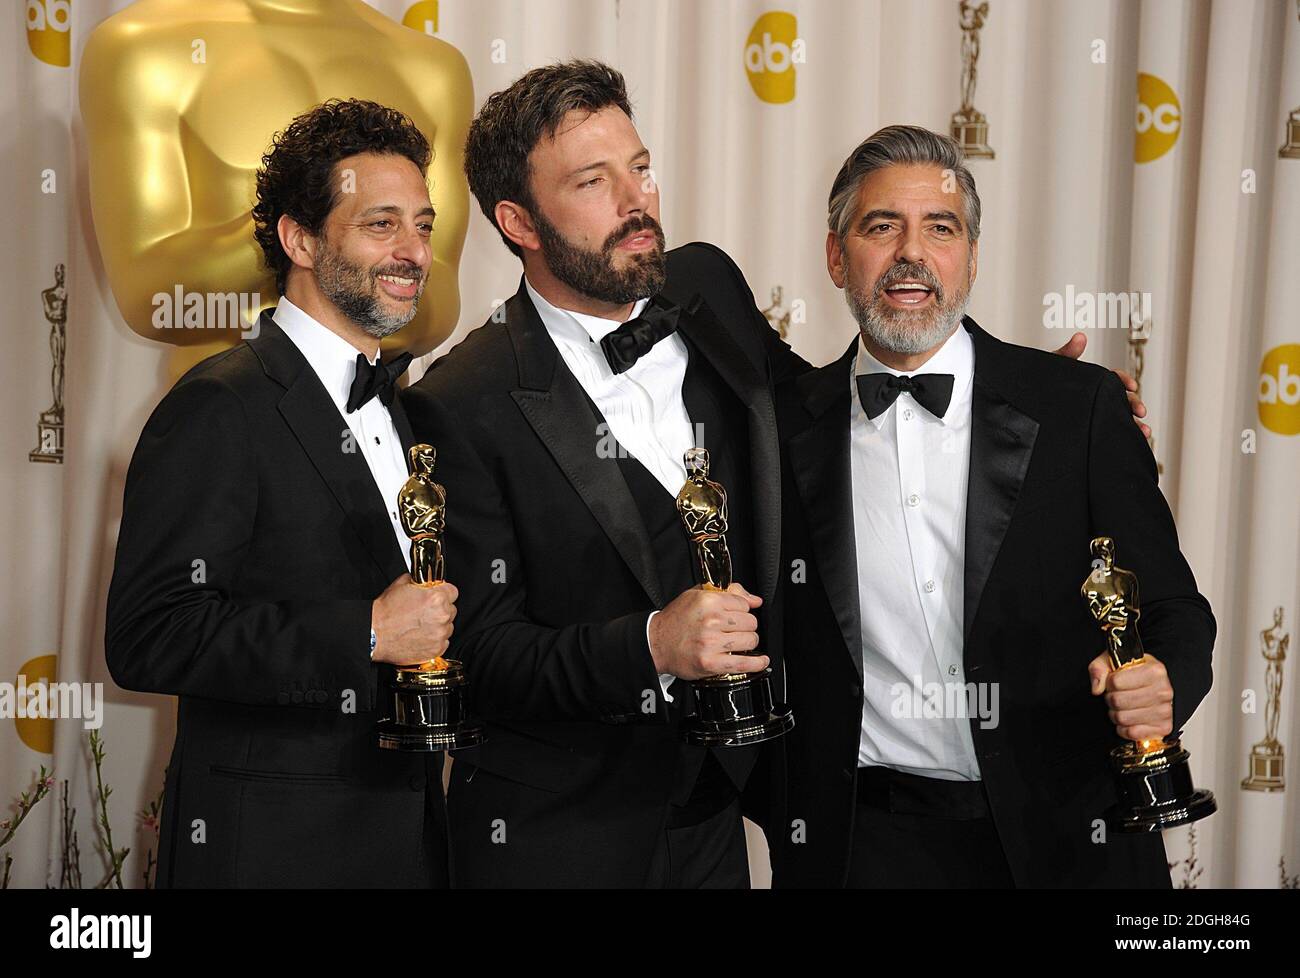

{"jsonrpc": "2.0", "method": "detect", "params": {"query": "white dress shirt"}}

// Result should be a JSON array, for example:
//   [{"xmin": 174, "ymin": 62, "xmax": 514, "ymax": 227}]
[
  {"xmin": 273, "ymin": 296, "xmax": 411, "ymax": 572},
  {"xmin": 850, "ymin": 324, "xmax": 980, "ymax": 780},
  {"xmin": 525, "ymin": 279, "xmax": 691, "ymax": 702}
]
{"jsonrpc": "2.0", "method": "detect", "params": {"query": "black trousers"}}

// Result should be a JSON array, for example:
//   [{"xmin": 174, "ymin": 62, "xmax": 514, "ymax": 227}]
[{"xmin": 847, "ymin": 766, "xmax": 1015, "ymax": 888}]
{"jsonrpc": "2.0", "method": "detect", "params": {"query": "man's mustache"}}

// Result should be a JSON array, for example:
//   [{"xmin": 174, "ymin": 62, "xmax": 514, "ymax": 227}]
[
  {"xmin": 602, "ymin": 215, "xmax": 665, "ymax": 254},
  {"xmin": 874, "ymin": 262, "xmax": 945, "ymax": 304}
]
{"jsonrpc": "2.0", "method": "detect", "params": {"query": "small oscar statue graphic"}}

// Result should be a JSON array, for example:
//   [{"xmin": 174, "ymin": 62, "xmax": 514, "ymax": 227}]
[
  {"xmin": 950, "ymin": 0, "xmax": 995, "ymax": 159},
  {"xmin": 1081, "ymin": 537, "xmax": 1215, "ymax": 830},
  {"xmin": 674, "ymin": 448, "xmax": 793, "ymax": 746},
  {"xmin": 1126, "ymin": 311, "xmax": 1163, "ymax": 476},
  {"xmin": 1281, "ymin": 0, "xmax": 1300, "ymax": 158},
  {"xmin": 376, "ymin": 444, "xmax": 485, "ymax": 751},
  {"xmin": 30, "ymin": 263, "xmax": 67, "ymax": 463},
  {"xmin": 1242, "ymin": 607, "xmax": 1287, "ymax": 791},
  {"xmin": 760, "ymin": 285, "xmax": 792, "ymax": 341}
]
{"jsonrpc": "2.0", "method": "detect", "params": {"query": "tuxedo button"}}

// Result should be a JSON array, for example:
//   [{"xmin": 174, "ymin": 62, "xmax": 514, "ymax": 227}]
[
  {"xmin": 409, "ymin": 775, "xmax": 427, "ymax": 792},
  {"xmin": 947, "ymin": 665, "xmax": 959, "ymax": 677},
  {"xmin": 924, "ymin": 579, "xmax": 936, "ymax": 593},
  {"xmin": 907, "ymin": 493, "xmax": 920, "ymax": 507},
  {"xmin": 903, "ymin": 408, "xmax": 914, "ymax": 421}
]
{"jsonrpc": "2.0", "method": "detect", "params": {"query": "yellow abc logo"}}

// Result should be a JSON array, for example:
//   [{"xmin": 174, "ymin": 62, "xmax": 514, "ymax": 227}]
[
  {"xmin": 14, "ymin": 654, "xmax": 57, "ymax": 754},
  {"xmin": 1258, "ymin": 344, "xmax": 1300, "ymax": 436},
  {"xmin": 402, "ymin": 1, "xmax": 439, "ymax": 34},
  {"xmin": 744, "ymin": 11, "xmax": 801, "ymax": 105},
  {"xmin": 26, "ymin": 0, "xmax": 70, "ymax": 68},
  {"xmin": 1135, "ymin": 72, "xmax": 1180, "ymax": 163}
]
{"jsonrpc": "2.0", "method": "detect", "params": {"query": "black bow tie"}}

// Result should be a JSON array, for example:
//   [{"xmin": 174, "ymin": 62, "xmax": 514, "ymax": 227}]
[
  {"xmin": 856, "ymin": 371, "xmax": 955, "ymax": 421},
  {"xmin": 599, "ymin": 296, "xmax": 682, "ymax": 374},
  {"xmin": 346, "ymin": 351, "xmax": 413, "ymax": 413}
]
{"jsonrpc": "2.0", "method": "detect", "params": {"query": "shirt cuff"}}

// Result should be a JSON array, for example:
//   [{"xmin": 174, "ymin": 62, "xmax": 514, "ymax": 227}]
[{"xmin": 646, "ymin": 610, "xmax": 675, "ymax": 704}]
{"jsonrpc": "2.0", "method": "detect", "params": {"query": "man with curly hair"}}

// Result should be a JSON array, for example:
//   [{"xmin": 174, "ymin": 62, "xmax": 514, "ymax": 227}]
[{"xmin": 106, "ymin": 99, "xmax": 458, "ymax": 888}]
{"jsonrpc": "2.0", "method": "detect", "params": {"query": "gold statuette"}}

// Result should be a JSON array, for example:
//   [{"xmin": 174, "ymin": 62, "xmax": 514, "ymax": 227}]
[
  {"xmin": 376, "ymin": 444, "xmax": 484, "ymax": 752},
  {"xmin": 1081, "ymin": 537, "xmax": 1215, "ymax": 831},
  {"xmin": 673, "ymin": 448, "xmax": 793, "ymax": 747}
]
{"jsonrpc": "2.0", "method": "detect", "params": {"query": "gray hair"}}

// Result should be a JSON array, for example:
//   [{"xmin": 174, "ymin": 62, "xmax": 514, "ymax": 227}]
[{"xmin": 827, "ymin": 125, "xmax": 981, "ymax": 243}]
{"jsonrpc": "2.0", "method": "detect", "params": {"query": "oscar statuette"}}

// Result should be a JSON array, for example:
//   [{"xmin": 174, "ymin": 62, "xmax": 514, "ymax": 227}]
[
  {"xmin": 376, "ymin": 444, "xmax": 485, "ymax": 751},
  {"xmin": 1081, "ymin": 537, "xmax": 1215, "ymax": 831},
  {"xmin": 674, "ymin": 448, "xmax": 794, "ymax": 747}
]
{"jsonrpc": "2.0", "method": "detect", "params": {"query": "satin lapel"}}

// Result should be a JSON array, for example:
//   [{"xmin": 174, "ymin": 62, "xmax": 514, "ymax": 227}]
[
  {"xmin": 962, "ymin": 332, "xmax": 1039, "ymax": 642},
  {"xmin": 389, "ymin": 390, "xmax": 417, "ymax": 459},
  {"xmin": 247, "ymin": 313, "xmax": 408, "ymax": 583},
  {"xmin": 786, "ymin": 345, "xmax": 862, "ymax": 678},
  {"xmin": 504, "ymin": 289, "xmax": 664, "ymax": 608},
  {"xmin": 676, "ymin": 296, "xmax": 781, "ymax": 608}
]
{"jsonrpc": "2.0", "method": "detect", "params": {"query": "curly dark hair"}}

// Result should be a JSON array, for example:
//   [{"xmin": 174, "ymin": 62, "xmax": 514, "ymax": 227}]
[
  {"xmin": 252, "ymin": 99, "xmax": 432, "ymax": 294},
  {"xmin": 465, "ymin": 60, "xmax": 633, "ymax": 259}
]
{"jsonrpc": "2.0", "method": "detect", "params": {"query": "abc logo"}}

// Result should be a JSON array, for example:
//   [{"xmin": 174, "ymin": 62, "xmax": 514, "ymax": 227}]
[
  {"xmin": 1135, "ymin": 72, "xmax": 1180, "ymax": 163},
  {"xmin": 744, "ymin": 11, "xmax": 802, "ymax": 105},
  {"xmin": 27, "ymin": 0, "xmax": 70, "ymax": 67},
  {"xmin": 401, "ymin": 1, "xmax": 440, "ymax": 35},
  {"xmin": 14, "ymin": 654, "xmax": 56, "ymax": 754},
  {"xmin": 1258, "ymin": 344, "xmax": 1300, "ymax": 436}
]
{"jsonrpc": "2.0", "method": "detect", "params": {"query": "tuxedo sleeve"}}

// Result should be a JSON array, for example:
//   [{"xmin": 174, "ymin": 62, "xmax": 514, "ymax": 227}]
[
  {"xmin": 1086, "ymin": 371, "xmax": 1215, "ymax": 734},
  {"xmin": 105, "ymin": 376, "xmax": 377, "ymax": 710},
  {"xmin": 401, "ymin": 383, "xmax": 666, "ymax": 723},
  {"xmin": 689, "ymin": 240, "xmax": 811, "ymax": 387}
]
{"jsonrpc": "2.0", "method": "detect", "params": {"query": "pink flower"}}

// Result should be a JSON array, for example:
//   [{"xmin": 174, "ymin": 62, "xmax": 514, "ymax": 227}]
[
  {"xmin": 141, "ymin": 814, "xmax": 159, "ymax": 833},
  {"xmin": 41, "ymin": 776, "xmax": 55, "ymax": 789}
]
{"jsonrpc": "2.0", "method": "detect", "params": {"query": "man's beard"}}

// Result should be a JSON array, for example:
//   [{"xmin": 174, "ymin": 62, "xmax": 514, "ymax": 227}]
[
  {"xmin": 314, "ymin": 237, "xmax": 425, "ymax": 339},
  {"xmin": 533, "ymin": 208, "xmax": 667, "ymax": 305},
  {"xmin": 845, "ymin": 258, "xmax": 972, "ymax": 356}
]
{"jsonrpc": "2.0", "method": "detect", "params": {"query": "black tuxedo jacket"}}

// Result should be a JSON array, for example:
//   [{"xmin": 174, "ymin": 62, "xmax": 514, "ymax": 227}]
[
  {"xmin": 771, "ymin": 318, "xmax": 1215, "ymax": 888},
  {"xmin": 402, "ymin": 242, "xmax": 806, "ymax": 886},
  {"xmin": 105, "ymin": 311, "xmax": 447, "ymax": 888}
]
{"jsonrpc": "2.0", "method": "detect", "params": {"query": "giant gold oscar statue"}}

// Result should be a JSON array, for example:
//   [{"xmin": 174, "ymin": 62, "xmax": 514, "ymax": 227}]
[
  {"xmin": 80, "ymin": 0, "xmax": 472, "ymax": 378},
  {"xmin": 376, "ymin": 444, "xmax": 484, "ymax": 751},
  {"xmin": 674, "ymin": 448, "xmax": 793, "ymax": 747},
  {"xmin": 1081, "ymin": 537, "xmax": 1215, "ymax": 831}
]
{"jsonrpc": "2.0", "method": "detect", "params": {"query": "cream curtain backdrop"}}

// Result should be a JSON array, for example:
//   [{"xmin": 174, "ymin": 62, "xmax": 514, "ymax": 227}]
[{"xmin": 2, "ymin": 0, "xmax": 1296, "ymax": 888}]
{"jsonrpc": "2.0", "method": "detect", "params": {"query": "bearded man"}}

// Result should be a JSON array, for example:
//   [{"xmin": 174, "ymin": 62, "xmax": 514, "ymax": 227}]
[
  {"xmin": 106, "ymin": 100, "xmax": 458, "ymax": 887},
  {"xmin": 770, "ymin": 126, "xmax": 1214, "ymax": 888}
]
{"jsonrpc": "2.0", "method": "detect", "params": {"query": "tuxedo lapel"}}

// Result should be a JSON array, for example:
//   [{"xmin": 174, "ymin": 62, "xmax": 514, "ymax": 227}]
[
  {"xmin": 676, "ymin": 296, "xmax": 781, "ymax": 608},
  {"xmin": 962, "ymin": 320, "xmax": 1040, "ymax": 642},
  {"xmin": 503, "ymin": 287, "xmax": 664, "ymax": 608},
  {"xmin": 389, "ymin": 391, "xmax": 417, "ymax": 459},
  {"xmin": 247, "ymin": 312, "xmax": 408, "ymax": 583},
  {"xmin": 786, "ymin": 342, "xmax": 861, "ymax": 678}
]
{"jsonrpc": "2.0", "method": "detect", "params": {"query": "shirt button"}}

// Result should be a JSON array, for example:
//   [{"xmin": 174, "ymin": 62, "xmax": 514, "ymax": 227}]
[
  {"xmin": 374, "ymin": 436, "xmax": 381, "ymax": 445},
  {"xmin": 907, "ymin": 493, "xmax": 920, "ymax": 507},
  {"xmin": 924, "ymin": 579, "xmax": 936, "ymax": 593},
  {"xmin": 948, "ymin": 664, "xmax": 959, "ymax": 677},
  {"xmin": 903, "ymin": 408, "xmax": 914, "ymax": 421}
]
